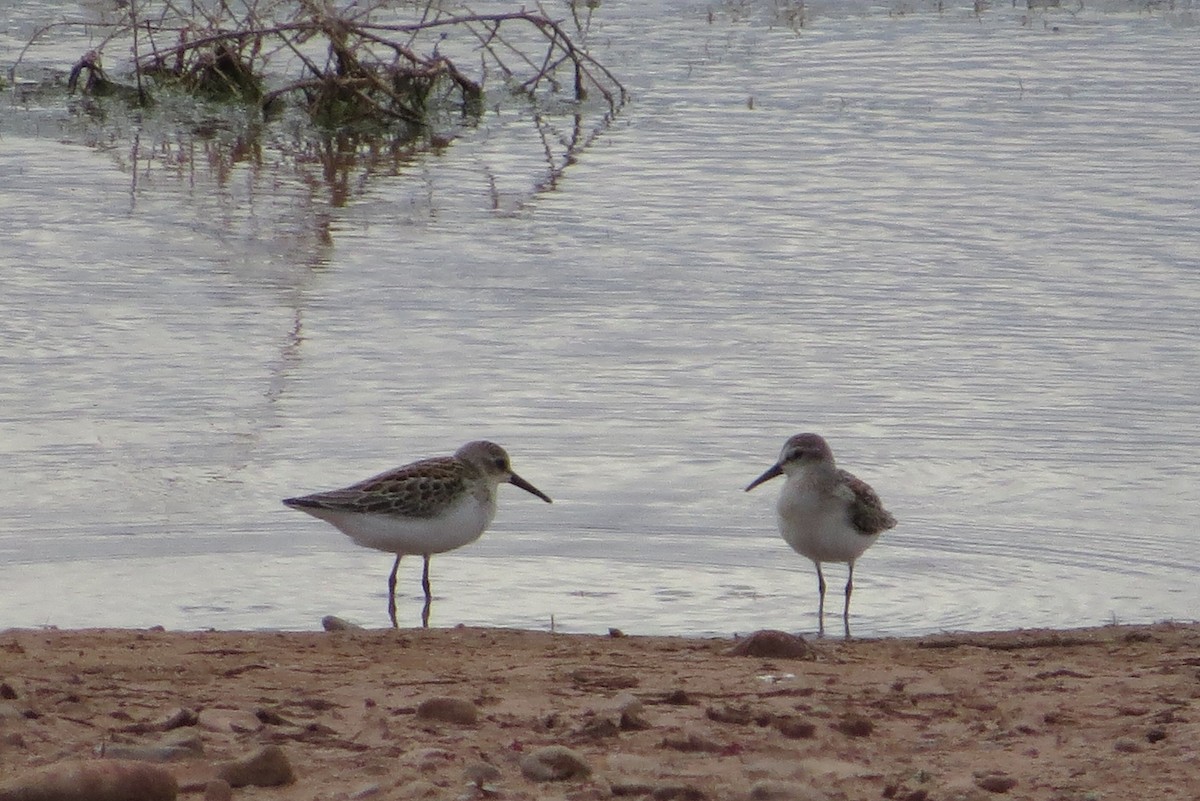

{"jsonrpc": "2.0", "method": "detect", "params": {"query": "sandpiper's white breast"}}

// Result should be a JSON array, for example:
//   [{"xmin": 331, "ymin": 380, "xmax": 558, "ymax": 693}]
[
  {"xmin": 776, "ymin": 475, "xmax": 879, "ymax": 564},
  {"xmin": 307, "ymin": 491, "xmax": 498, "ymax": 556}
]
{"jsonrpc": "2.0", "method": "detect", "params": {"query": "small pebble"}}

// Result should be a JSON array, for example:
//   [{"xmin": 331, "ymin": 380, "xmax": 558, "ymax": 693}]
[
  {"xmin": 727, "ymin": 630, "xmax": 816, "ymax": 660},
  {"xmin": 203, "ymin": 778, "xmax": 233, "ymax": 801},
  {"xmin": 832, "ymin": 714, "xmax": 873, "ymax": 737},
  {"xmin": 614, "ymin": 692, "xmax": 649, "ymax": 730},
  {"xmin": 518, "ymin": 745, "xmax": 591, "ymax": 781},
  {"xmin": 574, "ymin": 716, "xmax": 620, "ymax": 739},
  {"xmin": 974, "ymin": 773, "xmax": 1018, "ymax": 793},
  {"xmin": 215, "ymin": 744, "xmax": 295, "ymax": 787},
  {"xmin": 659, "ymin": 732, "xmax": 723, "ymax": 753},
  {"xmin": 774, "ymin": 717, "xmax": 817, "ymax": 739},
  {"xmin": 415, "ymin": 696, "xmax": 478, "ymax": 725},
  {"xmin": 705, "ymin": 704, "xmax": 754, "ymax": 725},
  {"xmin": 657, "ymin": 689, "xmax": 692, "ymax": 705}
]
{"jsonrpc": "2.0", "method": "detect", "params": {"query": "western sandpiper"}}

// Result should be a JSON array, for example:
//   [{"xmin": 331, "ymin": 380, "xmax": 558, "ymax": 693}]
[
  {"xmin": 745, "ymin": 433, "xmax": 896, "ymax": 638},
  {"xmin": 283, "ymin": 440, "xmax": 551, "ymax": 628}
]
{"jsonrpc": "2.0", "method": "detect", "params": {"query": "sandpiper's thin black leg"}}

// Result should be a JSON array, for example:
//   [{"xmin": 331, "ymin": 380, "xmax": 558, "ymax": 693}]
[
  {"xmin": 843, "ymin": 561, "xmax": 855, "ymax": 640},
  {"xmin": 420, "ymin": 555, "xmax": 432, "ymax": 628},
  {"xmin": 387, "ymin": 555, "xmax": 402, "ymax": 629},
  {"xmin": 815, "ymin": 562, "xmax": 827, "ymax": 638}
]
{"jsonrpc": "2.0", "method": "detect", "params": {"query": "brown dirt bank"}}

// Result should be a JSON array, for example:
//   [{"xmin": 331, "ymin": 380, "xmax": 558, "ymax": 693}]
[{"xmin": 1, "ymin": 622, "xmax": 1198, "ymax": 800}]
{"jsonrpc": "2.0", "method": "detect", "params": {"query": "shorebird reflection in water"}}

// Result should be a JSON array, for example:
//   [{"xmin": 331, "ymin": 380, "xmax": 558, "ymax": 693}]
[
  {"xmin": 283, "ymin": 441, "xmax": 552, "ymax": 628},
  {"xmin": 746, "ymin": 433, "xmax": 896, "ymax": 638}
]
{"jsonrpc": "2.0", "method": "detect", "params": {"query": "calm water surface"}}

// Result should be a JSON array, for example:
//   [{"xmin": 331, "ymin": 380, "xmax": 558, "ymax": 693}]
[{"xmin": 1, "ymin": 1, "xmax": 1198, "ymax": 636}]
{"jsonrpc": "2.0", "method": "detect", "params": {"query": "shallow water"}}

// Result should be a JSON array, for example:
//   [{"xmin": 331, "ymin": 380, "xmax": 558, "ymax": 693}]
[{"xmin": 1, "ymin": 0, "xmax": 1198, "ymax": 636}]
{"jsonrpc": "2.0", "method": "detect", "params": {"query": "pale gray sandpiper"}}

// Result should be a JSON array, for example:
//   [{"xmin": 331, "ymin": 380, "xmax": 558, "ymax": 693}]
[
  {"xmin": 745, "ymin": 433, "xmax": 896, "ymax": 638},
  {"xmin": 283, "ymin": 440, "xmax": 552, "ymax": 628}
]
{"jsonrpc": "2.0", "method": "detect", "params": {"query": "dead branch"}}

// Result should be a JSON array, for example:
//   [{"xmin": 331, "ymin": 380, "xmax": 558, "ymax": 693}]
[{"xmin": 18, "ymin": 0, "xmax": 626, "ymax": 168}]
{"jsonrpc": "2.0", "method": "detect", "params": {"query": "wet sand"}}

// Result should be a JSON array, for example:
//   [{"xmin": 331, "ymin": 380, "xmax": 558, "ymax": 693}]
[{"xmin": 1, "ymin": 622, "xmax": 1198, "ymax": 799}]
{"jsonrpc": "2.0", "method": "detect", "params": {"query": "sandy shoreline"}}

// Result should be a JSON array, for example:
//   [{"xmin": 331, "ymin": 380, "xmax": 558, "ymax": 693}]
[{"xmin": 1, "ymin": 622, "xmax": 1198, "ymax": 800}]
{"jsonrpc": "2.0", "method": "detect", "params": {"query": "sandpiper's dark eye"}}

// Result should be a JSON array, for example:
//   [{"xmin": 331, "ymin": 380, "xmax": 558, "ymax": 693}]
[{"xmin": 494, "ymin": 457, "xmax": 507, "ymax": 470}]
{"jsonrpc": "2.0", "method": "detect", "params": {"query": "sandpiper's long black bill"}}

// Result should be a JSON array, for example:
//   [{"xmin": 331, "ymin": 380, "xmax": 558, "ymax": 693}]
[
  {"xmin": 282, "ymin": 496, "xmax": 319, "ymax": 509},
  {"xmin": 510, "ymin": 473, "xmax": 552, "ymax": 503},
  {"xmin": 745, "ymin": 463, "xmax": 783, "ymax": 492}
]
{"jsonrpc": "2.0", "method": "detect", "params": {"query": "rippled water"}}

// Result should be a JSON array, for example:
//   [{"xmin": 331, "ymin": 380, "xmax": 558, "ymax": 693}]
[{"xmin": 2, "ymin": 0, "xmax": 1198, "ymax": 636}]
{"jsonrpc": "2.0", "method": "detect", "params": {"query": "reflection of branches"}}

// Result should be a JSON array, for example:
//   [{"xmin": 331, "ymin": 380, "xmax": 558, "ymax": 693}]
[
  {"xmin": 479, "ymin": 96, "xmax": 614, "ymax": 213},
  {"xmin": 530, "ymin": 110, "xmax": 584, "ymax": 195},
  {"xmin": 12, "ymin": 2, "xmax": 627, "ymax": 223},
  {"xmin": 482, "ymin": 109, "xmax": 585, "ymax": 211}
]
